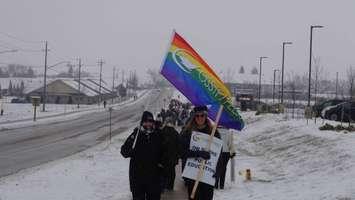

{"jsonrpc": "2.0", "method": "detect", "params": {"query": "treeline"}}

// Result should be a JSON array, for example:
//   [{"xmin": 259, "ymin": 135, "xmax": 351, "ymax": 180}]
[
  {"xmin": 0, "ymin": 64, "xmax": 36, "ymax": 78},
  {"xmin": 0, "ymin": 80, "xmax": 25, "ymax": 96}
]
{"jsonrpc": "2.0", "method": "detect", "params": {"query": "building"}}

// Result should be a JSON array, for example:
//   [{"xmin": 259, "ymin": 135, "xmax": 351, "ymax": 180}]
[{"xmin": 26, "ymin": 79, "xmax": 114, "ymax": 104}]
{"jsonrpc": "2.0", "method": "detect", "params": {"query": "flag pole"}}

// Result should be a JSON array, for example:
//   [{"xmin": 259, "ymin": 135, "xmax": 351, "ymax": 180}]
[{"xmin": 190, "ymin": 105, "xmax": 224, "ymax": 199}]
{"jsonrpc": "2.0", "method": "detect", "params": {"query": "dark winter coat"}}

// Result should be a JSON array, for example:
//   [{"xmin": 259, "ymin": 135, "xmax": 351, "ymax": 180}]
[
  {"xmin": 121, "ymin": 127, "xmax": 163, "ymax": 192},
  {"xmin": 160, "ymin": 125, "xmax": 181, "ymax": 167}
]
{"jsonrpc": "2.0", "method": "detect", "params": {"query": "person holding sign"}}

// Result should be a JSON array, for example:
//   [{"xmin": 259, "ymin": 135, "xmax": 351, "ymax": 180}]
[
  {"xmin": 180, "ymin": 106, "xmax": 222, "ymax": 200},
  {"xmin": 121, "ymin": 111, "xmax": 163, "ymax": 200}
]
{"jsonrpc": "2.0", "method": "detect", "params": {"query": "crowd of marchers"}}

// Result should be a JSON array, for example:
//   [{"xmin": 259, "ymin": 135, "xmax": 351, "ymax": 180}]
[{"xmin": 121, "ymin": 99, "xmax": 236, "ymax": 200}]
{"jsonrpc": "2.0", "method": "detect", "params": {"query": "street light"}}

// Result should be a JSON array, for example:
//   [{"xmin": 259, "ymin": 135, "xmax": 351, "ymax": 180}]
[
  {"xmin": 42, "ymin": 60, "xmax": 71, "ymax": 112},
  {"xmin": 281, "ymin": 41, "xmax": 292, "ymax": 104},
  {"xmin": 273, "ymin": 69, "xmax": 280, "ymax": 104},
  {"xmin": 258, "ymin": 56, "xmax": 268, "ymax": 103},
  {"xmin": 308, "ymin": 25, "xmax": 323, "ymax": 107}
]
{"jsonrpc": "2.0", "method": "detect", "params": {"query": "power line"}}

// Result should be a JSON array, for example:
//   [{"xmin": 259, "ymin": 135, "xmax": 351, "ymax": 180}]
[{"xmin": 0, "ymin": 32, "xmax": 43, "ymax": 44}]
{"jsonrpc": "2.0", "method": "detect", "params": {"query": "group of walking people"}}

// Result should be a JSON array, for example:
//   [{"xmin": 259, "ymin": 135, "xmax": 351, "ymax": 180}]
[{"xmin": 121, "ymin": 105, "xmax": 236, "ymax": 200}]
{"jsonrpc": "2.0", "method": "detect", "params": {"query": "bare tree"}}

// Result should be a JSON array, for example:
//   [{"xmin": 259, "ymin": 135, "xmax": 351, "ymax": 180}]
[
  {"xmin": 312, "ymin": 57, "xmax": 324, "ymax": 104},
  {"xmin": 225, "ymin": 68, "xmax": 235, "ymax": 83},
  {"xmin": 147, "ymin": 68, "xmax": 169, "ymax": 88}
]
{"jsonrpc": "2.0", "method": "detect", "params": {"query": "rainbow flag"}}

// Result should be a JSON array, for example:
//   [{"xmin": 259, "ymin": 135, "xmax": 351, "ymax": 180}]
[{"xmin": 160, "ymin": 32, "xmax": 244, "ymax": 130}]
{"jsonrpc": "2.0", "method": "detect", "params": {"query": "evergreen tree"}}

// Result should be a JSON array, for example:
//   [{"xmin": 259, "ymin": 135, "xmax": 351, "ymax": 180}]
[
  {"xmin": 68, "ymin": 64, "xmax": 74, "ymax": 77},
  {"xmin": 8, "ymin": 80, "xmax": 13, "ymax": 95},
  {"xmin": 27, "ymin": 67, "xmax": 35, "ymax": 77},
  {"xmin": 239, "ymin": 66, "xmax": 245, "ymax": 74},
  {"xmin": 251, "ymin": 67, "xmax": 258, "ymax": 75},
  {"xmin": 20, "ymin": 81, "xmax": 25, "ymax": 96}
]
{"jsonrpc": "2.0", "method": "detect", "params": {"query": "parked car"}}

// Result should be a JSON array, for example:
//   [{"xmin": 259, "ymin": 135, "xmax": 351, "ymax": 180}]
[
  {"xmin": 10, "ymin": 98, "xmax": 28, "ymax": 103},
  {"xmin": 313, "ymin": 99, "xmax": 345, "ymax": 117},
  {"xmin": 322, "ymin": 101, "xmax": 355, "ymax": 122}
]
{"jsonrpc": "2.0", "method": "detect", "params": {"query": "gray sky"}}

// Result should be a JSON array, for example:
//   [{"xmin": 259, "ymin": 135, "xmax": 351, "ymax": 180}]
[{"xmin": 0, "ymin": 0, "xmax": 355, "ymax": 83}]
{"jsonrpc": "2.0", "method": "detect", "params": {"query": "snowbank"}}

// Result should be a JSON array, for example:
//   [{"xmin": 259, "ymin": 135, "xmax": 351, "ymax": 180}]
[{"xmin": 215, "ymin": 112, "xmax": 355, "ymax": 200}]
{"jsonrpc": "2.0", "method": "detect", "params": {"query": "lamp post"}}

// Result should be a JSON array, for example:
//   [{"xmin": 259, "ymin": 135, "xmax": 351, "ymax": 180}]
[
  {"xmin": 273, "ymin": 69, "xmax": 280, "ymax": 104},
  {"xmin": 258, "ymin": 56, "xmax": 268, "ymax": 103},
  {"xmin": 281, "ymin": 41, "xmax": 292, "ymax": 104},
  {"xmin": 308, "ymin": 25, "xmax": 323, "ymax": 107}
]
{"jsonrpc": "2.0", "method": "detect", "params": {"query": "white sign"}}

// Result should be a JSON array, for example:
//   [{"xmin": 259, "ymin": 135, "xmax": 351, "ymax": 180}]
[{"xmin": 182, "ymin": 131, "xmax": 223, "ymax": 186}]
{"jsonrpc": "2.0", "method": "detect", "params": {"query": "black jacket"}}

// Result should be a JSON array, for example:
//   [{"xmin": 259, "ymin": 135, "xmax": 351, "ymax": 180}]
[
  {"xmin": 121, "ymin": 127, "xmax": 163, "ymax": 191},
  {"xmin": 160, "ymin": 125, "xmax": 181, "ymax": 167}
]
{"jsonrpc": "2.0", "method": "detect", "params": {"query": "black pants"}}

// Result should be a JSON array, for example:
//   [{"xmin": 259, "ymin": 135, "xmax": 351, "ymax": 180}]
[
  {"xmin": 165, "ymin": 165, "xmax": 176, "ymax": 190},
  {"xmin": 186, "ymin": 179, "xmax": 214, "ymax": 200},
  {"xmin": 215, "ymin": 152, "xmax": 230, "ymax": 189},
  {"xmin": 131, "ymin": 181, "xmax": 161, "ymax": 200}
]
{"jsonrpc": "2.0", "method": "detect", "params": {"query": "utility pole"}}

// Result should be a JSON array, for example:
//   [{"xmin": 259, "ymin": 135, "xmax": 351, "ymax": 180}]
[
  {"xmin": 273, "ymin": 69, "xmax": 279, "ymax": 104},
  {"xmin": 42, "ymin": 41, "xmax": 48, "ymax": 112},
  {"xmin": 77, "ymin": 58, "xmax": 82, "ymax": 108},
  {"xmin": 258, "ymin": 56, "xmax": 268, "ymax": 103},
  {"xmin": 336, "ymin": 72, "xmax": 339, "ymax": 99},
  {"xmin": 98, "ymin": 59, "xmax": 104, "ymax": 105},
  {"xmin": 112, "ymin": 67, "xmax": 116, "ymax": 104}
]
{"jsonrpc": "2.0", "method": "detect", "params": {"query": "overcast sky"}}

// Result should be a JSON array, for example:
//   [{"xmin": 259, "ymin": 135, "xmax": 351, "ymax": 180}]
[{"xmin": 0, "ymin": 0, "xmax": 354, "ymax": 84}]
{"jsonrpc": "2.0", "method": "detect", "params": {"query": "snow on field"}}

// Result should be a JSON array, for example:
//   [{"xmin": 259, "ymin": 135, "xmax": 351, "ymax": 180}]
[
  {"xmin": 0, "ymin": 110, "xmax": 354, "ymax": 200},
  {"xmin": 0, "ymin": 102, "xmax": 93, "ymax": 123},
  {"xmin": 0, "ymin": 89, "xmax": 149, "ymax": 130}
]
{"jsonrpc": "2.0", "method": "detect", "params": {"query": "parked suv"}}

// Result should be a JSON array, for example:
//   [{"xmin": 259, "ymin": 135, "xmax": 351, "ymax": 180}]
[
  {"xmin": 313, "ymin": 99, "xmax": 345, "ymax": 117},
  {"xmin": 322, "ymin": 101, "xmax": 355, "ymax": 122}
]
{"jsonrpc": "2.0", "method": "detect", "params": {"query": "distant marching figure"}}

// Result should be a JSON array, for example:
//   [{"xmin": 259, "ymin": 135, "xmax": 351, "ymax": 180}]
[{"xmin": 121, "ymin": 111, "xmax": 163, "ymax": 200}]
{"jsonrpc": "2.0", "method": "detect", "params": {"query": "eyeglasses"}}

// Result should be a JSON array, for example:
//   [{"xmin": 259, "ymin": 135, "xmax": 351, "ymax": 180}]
[
  {"xmin": 144, "ymin": 119, "xmax": 154, "ymax": 123},
  {"xmin": 195, "ymin": 114, "xmax": 206, "ymax": 118}
]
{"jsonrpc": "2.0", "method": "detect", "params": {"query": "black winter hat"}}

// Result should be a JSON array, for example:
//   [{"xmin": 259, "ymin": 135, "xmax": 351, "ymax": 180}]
[
  {"xmin": 193, "ymin": 105, "xmax": 208, "ymax": 113},
  {"xmin": 140, "ymin": 111, "xmax": 154, "ymax": 125}
]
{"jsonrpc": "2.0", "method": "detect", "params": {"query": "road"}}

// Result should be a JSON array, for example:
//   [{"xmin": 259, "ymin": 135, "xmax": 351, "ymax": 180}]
[{"xmin": 0, "ymin": 89, "xmax": 171, "ymax": 177}]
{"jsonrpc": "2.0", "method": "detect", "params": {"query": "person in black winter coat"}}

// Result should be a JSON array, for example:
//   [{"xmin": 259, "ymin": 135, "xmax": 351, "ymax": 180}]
[
  {"xmin": 180, "ymin": 106, "xmax": 222, "ymax": 200},
  {"xmin": 121, "ymin": 111, "xmax": 163, "ymax": 200},
  {"xmin": 160, "ymin": 117, "xmax": 181, "ymax": 191}
]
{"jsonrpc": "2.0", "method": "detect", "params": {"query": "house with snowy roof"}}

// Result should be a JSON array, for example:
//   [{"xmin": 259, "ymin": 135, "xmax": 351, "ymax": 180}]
[{"xmin": 25, "ymin": 78, "xmax": 114, "ymax": 104}]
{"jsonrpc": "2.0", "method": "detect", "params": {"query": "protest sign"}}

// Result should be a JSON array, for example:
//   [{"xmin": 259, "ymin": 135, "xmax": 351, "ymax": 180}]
[{"xmin": 182, "ymin": 131, "xmax": 223, "ymax": 186}]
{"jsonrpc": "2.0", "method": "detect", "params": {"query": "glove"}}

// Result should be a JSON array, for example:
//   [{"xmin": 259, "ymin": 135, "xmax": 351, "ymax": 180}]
[
  {"xmin": 196, "ymin": 150, "xmax": 211, "ymax": 160},
  {"xmin": 230, "ymin": 152, "xmax": 236, "ymax": 158}
]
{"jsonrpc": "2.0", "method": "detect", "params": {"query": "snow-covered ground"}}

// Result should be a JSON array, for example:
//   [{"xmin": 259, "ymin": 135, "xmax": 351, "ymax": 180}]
[
  {"xmin": 215, "ymin": 112, "xmax": 355, "ymax": 200},
  {"xmin": 0, "ymin": 90, "xmax": 149, "ymax": 131},
  {"xmin": 0, "ymin": 110, "xmax": 354, "ymax": 200},
  {"xmin": 0, "ymin": 90, "xmax": 148, "ymax": 124}
]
